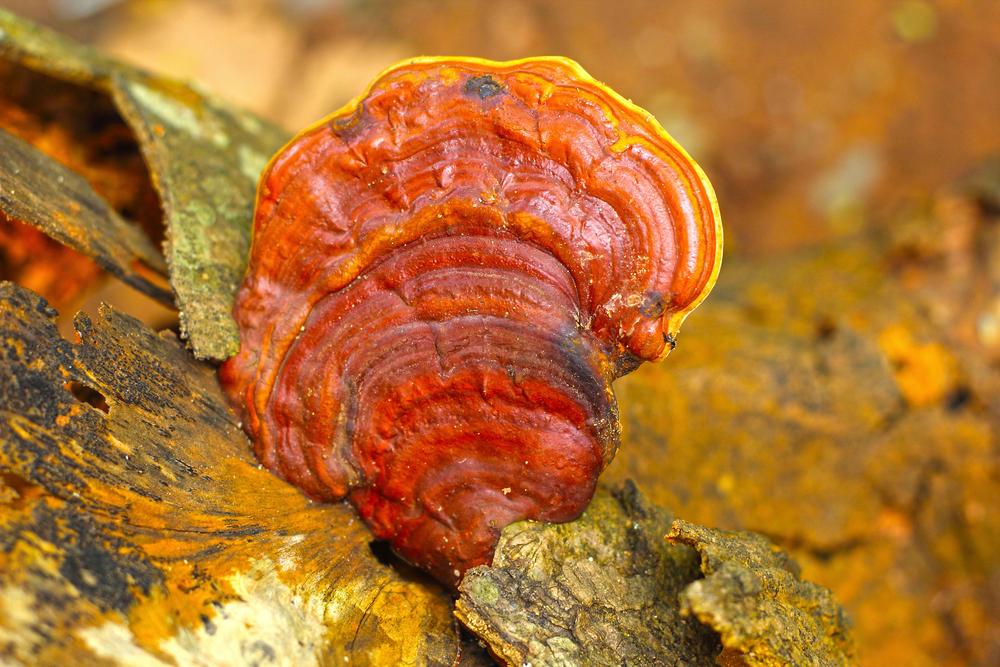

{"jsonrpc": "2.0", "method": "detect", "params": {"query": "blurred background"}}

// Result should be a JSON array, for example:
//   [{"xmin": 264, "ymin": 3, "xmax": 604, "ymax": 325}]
[
  {"xmin": 2, "ymin": 1, "xmax": 997, "ymax": 666},
  {"xmin": 4, "ymin": 0, "xmax": 998, "ymax": 258}
]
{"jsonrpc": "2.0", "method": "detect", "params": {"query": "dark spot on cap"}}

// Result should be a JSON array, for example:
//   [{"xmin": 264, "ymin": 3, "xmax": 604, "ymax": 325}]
[
  {"xmin": 555, "ymin": 327, "xmax": 619, "ymax": 446},
  {"xmin": 464, "ymin": 75, "xmax": 504, "ymax": 99},
  {"xmin": 638, "ymin": 292, "xmax": 666, "ymax": 318},
  {"xmin": 663, "ymin": 332, "xmax": 677, "ymax": 351},
  {"xmin": 329, "ymin": 105, "xmax": 366, "ymax": 139}
]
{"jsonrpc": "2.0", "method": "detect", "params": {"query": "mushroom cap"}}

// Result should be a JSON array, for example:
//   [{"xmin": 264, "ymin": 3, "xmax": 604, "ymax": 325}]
[{"xmin": 220, "ymin": 56, "xmax": 722, "ymax": 586}]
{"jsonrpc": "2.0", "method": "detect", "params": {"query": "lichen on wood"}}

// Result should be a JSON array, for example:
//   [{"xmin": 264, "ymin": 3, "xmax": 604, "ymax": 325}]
[
  {"xmin": 111, "ymin": 73, "xmax": 287, "ymax": 359},
  {"xmin": 0, "ymin": 281, "xmax": 458, "ymax": 665},
  {"xmin": 0, "ymin": 9, "xmax": 289, "ymax": 359}
]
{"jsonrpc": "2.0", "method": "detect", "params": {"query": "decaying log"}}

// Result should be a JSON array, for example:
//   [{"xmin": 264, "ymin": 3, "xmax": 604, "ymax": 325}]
[
  {"xmin": 0, "ymin": 278, "xmax": 856, "ymax": 666},
  {"xmin": 0, "ymin": 282, "xmax": 458, "ymax": 665}
]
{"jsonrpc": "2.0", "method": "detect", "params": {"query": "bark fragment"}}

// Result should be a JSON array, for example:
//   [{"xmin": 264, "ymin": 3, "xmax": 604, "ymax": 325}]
[
  {"xmin": 456, "ymin": 482, "xmax": 704, "ymax": 666},
  {"xmin": 456, "ymin": 482, "xmax": 854, "ymax": 666},
  {"xmin": 669, "ymin": 521, "xmax": 854, "ymax": 667},
  {"xmin": 0, "ymin": 128, "xmax": 170, "ymax": 303}
]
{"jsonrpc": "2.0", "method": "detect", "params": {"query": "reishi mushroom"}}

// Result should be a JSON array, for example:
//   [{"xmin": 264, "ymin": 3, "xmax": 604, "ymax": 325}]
[{"xmin": 219, "ymin": 57, "xmax": 722, "ymax": 587}]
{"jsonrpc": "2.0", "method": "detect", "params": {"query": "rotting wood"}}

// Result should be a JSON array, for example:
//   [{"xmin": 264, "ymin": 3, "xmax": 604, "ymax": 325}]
[{"xmin": 0, "ymin": 281, "xmax": 458, "ymax": 666}]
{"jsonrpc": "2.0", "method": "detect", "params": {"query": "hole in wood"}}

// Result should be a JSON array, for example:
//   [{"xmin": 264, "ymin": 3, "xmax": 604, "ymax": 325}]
[{"xmin": 64, "ymin": 380, "xmax": 109, "ymax": 414}]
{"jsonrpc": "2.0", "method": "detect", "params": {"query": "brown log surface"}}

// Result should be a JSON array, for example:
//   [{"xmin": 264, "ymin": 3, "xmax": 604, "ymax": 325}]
[
  {"xmin": 0, "ymin": 127, "xmax": 170, "ymax": 303},
  {"xmin": 0, "ymin": 281, "xmax": 458, "ymax": 666}
]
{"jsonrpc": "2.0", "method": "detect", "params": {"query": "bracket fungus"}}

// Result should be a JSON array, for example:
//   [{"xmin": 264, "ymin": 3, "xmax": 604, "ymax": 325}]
[{"xmin": 220, "ymin": 57, "xmax": 722, "ymax": 586}]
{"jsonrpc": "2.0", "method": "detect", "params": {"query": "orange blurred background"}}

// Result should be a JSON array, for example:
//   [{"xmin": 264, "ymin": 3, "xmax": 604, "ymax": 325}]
[{"xmin": 5, "ymin": 0, "xmax": 998, "ymax": 260}]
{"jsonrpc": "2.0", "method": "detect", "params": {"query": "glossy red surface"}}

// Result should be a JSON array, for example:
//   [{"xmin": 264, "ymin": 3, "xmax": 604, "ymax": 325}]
[{"xmin": 220, "ymin": 57, "xmax": 720, "ymax": 585}]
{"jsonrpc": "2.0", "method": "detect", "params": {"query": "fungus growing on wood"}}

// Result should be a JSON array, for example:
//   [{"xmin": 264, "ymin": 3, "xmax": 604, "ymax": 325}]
[{"xmin": 220, "ymin": 56, "xmax": 722, "ymax": 586}]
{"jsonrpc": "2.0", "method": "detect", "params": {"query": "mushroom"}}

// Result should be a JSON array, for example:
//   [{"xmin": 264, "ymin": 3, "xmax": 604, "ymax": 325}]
[{"xmin": 219, "ymin": 57, "xmax": 722, "ymax": 586}]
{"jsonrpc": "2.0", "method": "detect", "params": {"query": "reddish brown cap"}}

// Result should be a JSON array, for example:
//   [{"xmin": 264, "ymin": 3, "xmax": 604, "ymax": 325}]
[{"xmin": 220, "ymin": 57, "xmax": 722, "ymax": 586}]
